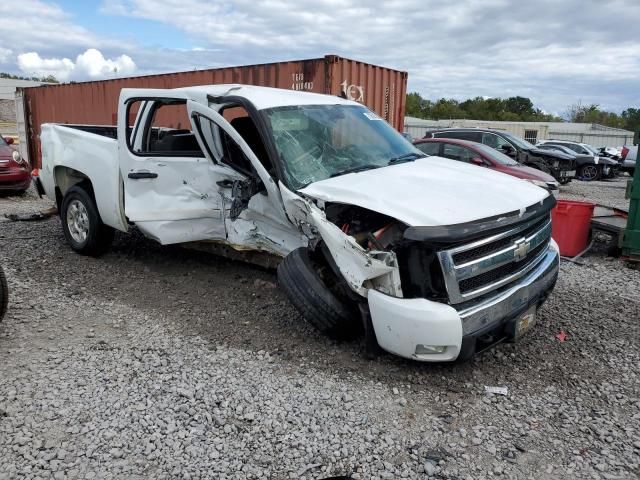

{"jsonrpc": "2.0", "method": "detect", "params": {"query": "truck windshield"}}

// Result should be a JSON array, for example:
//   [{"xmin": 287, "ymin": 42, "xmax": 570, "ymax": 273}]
[{"xmin": 264, "ymin": 105, "xmax": 423, "ymax": 189}]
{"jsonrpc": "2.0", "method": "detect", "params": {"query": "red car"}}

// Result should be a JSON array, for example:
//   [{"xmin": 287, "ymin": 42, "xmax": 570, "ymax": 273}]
[
  {"xmin": 0, "ymin": 137, "xmax": 31, "ymax": 194},
  {"xmin": 414, "ymin": 138, "xmax": 559, "ymax": 191}
]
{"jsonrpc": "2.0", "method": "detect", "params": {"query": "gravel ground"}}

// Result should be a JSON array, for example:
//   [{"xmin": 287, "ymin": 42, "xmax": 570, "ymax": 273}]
[
  {"xmin": 0, "ymin": 181, "xmax": 639, "ymax": 480},
  {"xmin": 558, "ymin": 174, "xmax": 634, "ymax": 210}
]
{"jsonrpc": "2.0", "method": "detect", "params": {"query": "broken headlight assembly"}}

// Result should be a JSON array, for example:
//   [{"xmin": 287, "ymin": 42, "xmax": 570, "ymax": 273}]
[
  {"xmin": 322, "ymin": 203, "xmax": 448, "ymax": 301},
  {"xmin": 394, "ymin": 240, "xmax": 449, "ymax": 301}
]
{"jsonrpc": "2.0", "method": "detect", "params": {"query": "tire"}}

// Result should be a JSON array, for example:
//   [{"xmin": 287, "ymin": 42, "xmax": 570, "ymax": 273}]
[
  {"xmin": 578, "ymin": 164, "xmax": 600, "ymax": 181},
  {"xmin": 558, "ymin": 177, "xmax": 572, "ymax": 185},
  {"xmin": 277, "ymin": 247, "xmax": 360, "ymax": 339},
  {"xmin": 0, "ymin": 266, "xmax": 7, "ymax": 322},
  {"xmin": 60, "ymin": 185, "xmax": 114, "ymax": 256}
]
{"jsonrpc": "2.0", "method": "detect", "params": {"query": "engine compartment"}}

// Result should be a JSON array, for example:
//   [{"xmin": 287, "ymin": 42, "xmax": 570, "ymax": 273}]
[
  {"xmin": 324, "ymin": 203, "xmax": 405, "ymax": 251},
  {"xmin": 323, "ymin": 202, "xmax": 448, "ymax": 301}
]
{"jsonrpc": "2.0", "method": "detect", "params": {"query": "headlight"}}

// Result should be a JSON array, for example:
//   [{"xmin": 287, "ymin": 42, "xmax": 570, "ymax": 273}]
[
  {"xmin": 527, "ymin": 179, "xmax": 549, "ymax": 189},
  {"xmin": 12, "ymin": 150, "xmax": 24, "ymax": 164}
]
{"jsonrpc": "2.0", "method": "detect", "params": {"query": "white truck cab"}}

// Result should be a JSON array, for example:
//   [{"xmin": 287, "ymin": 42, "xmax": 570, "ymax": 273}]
[{"xmin": 38, "ymin": 84, "xmax": 560, "ymax": 362}]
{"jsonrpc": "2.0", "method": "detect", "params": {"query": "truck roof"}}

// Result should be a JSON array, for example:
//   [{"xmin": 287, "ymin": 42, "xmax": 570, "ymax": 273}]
[{"xmin": 122, "ymin": 84, "xmax": 360, "ymax": 111}]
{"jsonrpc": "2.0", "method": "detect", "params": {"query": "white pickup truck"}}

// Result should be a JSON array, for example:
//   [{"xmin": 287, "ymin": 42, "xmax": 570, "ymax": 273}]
[{"xmin": 37, "ymin": 84, "xmax": 560, "ymax": 362}]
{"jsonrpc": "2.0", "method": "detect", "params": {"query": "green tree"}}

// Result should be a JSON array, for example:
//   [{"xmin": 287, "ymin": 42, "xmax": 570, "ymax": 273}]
[
  {"xmin": 431, "ymin": 98, "xmax": 465, "ymax": 120},
  {"xmin": 505, "ymin": 96, "xmax": 535, "ymax": 118},
  {"xmin": 621, "ymin": 108, "xmax": 640, "ymax": 133},
  {"xmin": 0, "ymin": 72, "xmax": 59, "ymax": 83},
  {"xmin": 406, "ymin": 92, "xmax": 432, "ymax": 118},
  {"xmin": 565, "ymin": 102, "xmax": 625, "ymax": 128}
]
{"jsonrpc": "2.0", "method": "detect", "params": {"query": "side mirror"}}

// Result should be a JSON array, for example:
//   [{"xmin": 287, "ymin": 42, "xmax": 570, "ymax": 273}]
[
  {"xmin": 501, "ymin": 144, "xmax": 516, "ymax": 157},
  {"xmin": 471, "ymin": 157, "xmax": 485, "ymax": 166},
  {"xmin": 4, "ymin": 137, "xmax": 14, "ymax": 145}
]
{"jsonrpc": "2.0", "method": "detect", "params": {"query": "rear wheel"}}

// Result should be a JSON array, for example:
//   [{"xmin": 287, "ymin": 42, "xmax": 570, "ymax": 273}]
[
  {"xmin": 61, "ymin": 185, "xmax": 114, "ymax": 256},
  {"xmin": 277, "ymin": 247, "xmax": 360, "ymax": 339},
  {"xmin": 578, "ymin": 164, "xmax": 600, "ymax": 181},
  {"xmin": 0, "ymin": 265, "xmax": 7, "ymax": 322}
]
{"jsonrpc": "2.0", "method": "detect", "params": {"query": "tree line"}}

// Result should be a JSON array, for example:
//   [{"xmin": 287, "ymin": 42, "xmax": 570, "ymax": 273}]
[
  {"xmin": 0, "ymin": 72, "xmax": 59, "ymax": 83},
  {"xmin": 406, "ymin": 92, "xmax": 640, "ymax": 133}
]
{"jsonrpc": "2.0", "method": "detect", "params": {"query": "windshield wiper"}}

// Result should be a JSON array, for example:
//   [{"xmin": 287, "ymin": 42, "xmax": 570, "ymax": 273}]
[
  {"xmin": 330, "ymin": 164, "xmax": 381, "ymax": 178},
  {"xmin": 388, "ymin": 152, "xmax": 426, "ymax": 165}
]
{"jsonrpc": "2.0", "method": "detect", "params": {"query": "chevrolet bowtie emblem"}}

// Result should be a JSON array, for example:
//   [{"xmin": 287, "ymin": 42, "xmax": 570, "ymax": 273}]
[{"xmin": 513, "ymin": 239, "xmax": 531, "ymax": 262}]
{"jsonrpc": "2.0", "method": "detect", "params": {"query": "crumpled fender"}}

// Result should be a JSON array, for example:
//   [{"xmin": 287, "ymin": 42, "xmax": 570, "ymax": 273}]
[{"xmin": 279, "ymin": 182, "xmax": 402, "ymax": 297}]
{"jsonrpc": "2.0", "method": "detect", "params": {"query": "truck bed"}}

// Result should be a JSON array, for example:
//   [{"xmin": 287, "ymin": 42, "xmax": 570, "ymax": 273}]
[
  {"xmin": 39, "ymin": 123, "xmax": 126, "ymax": 231},
  {"xmin": 58, "ymin": 124, "xmax": 124, "ymax": 140}
]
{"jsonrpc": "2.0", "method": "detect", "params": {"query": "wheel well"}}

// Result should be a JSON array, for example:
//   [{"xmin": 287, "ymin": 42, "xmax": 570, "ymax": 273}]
[{"xmin": 54, "ymin": 166, "xmax": 95, "ymax": 210}]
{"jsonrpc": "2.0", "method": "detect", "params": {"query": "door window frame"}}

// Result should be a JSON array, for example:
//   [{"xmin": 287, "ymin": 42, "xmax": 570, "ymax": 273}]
[
  {"xmin": 482, "ymin": 132, "xmax": 516, "ymax": 151},
  {"xmin": 125, "ymin": 97, "xmax": 206, "ymax": 159}
]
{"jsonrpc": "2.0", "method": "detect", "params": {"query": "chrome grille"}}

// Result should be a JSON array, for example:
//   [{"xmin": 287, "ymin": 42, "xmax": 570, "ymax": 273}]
[{"xmin": 438, "ymin": 214, "xmax": 552, "ymax": 304}]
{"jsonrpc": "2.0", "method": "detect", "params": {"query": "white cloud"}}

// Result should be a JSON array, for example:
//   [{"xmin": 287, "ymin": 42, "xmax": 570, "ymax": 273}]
[
  {"xmin": 17, "ymin": 49, "xmax": 136, "ymax": 81},
  {"xmin": 75, "ymin": 49, "xmax": 137, "ymax": 78},
  {"xmin": 17, "ymin": 52, "xmax": 74, "ymax": 80},
  {"xmin": 2, "ymin": 0, "xmax": 640, "ymax": 112},
  {"xmin": 95, "ymin": 0, "xmax": 640, "ymax": 112}
]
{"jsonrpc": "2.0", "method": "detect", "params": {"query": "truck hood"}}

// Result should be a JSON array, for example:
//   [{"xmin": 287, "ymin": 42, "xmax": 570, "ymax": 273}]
[{"xmin": 299, "ymin": 157, "xmax": 549, "ymax": 227}]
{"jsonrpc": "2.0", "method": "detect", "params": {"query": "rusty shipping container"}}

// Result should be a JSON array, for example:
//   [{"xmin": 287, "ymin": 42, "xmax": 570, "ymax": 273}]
[{"xmin": 21, "ymin": 55, "xmax": 407, "ymax": 167}]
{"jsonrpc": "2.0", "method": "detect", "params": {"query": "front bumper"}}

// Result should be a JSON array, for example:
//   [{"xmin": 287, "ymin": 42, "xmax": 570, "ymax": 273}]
[
  {"xmin": 368, "ymin": 241, "xmax": 560, "ymax": 362},
  {"xmin": 0, "ymin": 166, "xmax": 31, "ymax": 191},
  {"xmin": 558, "ymin": 169, "xmax": 576, "ymax": 180}
]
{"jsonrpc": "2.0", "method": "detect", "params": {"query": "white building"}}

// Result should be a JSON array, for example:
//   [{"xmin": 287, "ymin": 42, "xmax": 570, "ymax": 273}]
[
  {"xmin": 404, "ymin": 117, "xmax": 635, "ymax": 148},
  {"xmin": 0, "ymin": 78, "xmax": 50, "ymax": 160}
]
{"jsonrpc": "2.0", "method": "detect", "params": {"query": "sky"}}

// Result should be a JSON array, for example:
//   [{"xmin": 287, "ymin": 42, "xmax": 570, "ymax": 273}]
[{"xmin": 0, "ymin": 0, "xmax": 638, "ymax": 115}]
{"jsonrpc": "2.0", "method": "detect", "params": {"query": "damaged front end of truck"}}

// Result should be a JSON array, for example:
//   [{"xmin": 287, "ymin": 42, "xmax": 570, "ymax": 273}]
[{"xmin": 276, "ymin": 170, "xmax": 560, "ymax": 362}]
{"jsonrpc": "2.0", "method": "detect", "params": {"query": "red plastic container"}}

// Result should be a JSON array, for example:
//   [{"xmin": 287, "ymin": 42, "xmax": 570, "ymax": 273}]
[{"xmin": 551, "ymin": 200, "xmax": 595, "ymax": 257}]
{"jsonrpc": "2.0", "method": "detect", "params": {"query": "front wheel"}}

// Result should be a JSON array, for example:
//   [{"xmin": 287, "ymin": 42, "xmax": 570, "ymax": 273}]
[
  {"xmin": 578, "ymin": 164, "xmax": 600, "ymax": 181},
  {"xmin": 277, "ymin": 247, "xmax": 361, "ymax": 340},
  {"xmin": 60, "ymin": 185, "xmax": 114, "ymax": 256}
]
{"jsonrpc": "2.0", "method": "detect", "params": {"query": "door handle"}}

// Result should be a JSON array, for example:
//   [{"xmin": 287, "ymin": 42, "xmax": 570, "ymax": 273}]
[
  {"xmin": 216, "ymin": 179, "xmax": 234, "ymax": 188},
  {"xmin": 128, "ymin": 171, "xmax": 158, "ymax": 179}
]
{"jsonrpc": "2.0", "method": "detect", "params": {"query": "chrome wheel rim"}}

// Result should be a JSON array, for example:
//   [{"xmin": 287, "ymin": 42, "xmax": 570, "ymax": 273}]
[
  {"xmin": 66, "ymin": 199, "xmax": 90, "ymax": 243},
  {"xmin": 582, "ymin": 165, "xmax": 598, "ymax": 181}
]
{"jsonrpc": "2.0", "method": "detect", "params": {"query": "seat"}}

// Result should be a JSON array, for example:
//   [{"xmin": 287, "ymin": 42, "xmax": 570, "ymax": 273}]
[
  {"xmin": 228, "ymin": 117, "xmax": 272, "ymax": 172},
  {"xmin": 152, "ymin": 132, "xmax": 203, "ymax": 154}
]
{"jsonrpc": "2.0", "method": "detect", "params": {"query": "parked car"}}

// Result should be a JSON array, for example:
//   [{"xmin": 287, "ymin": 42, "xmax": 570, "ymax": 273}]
[
  {"xmin": 597, "ymin": 146, "xmax": 621, "ymax": 160},
  {"xmin": 538, "ymin": 139, "xmax": 600, "ymax": 157},
  {"xmin": 621, "ymin": 145, "xmax": 637, "ymax": 177},
  {"xmin": 536, "ymin": 143, "xmax": 619, "ymax": 181},
  {"xmin": 0, "ymin": 136, "xmax": 31, "ymax": 194},
  {"xmin": 413, "ymin": 138, "xmax": 559, "ymax": 191},
  {"xmin": 36, "ymin": 84, "xmax": 560, "ymax": 363},
  {"xmin": 423, "ymin": 128, "xmax": 576, "ymax": 184},
  {"xmin": 0, "ymin": 265, "xmax": 7, "ymax": 322}
]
